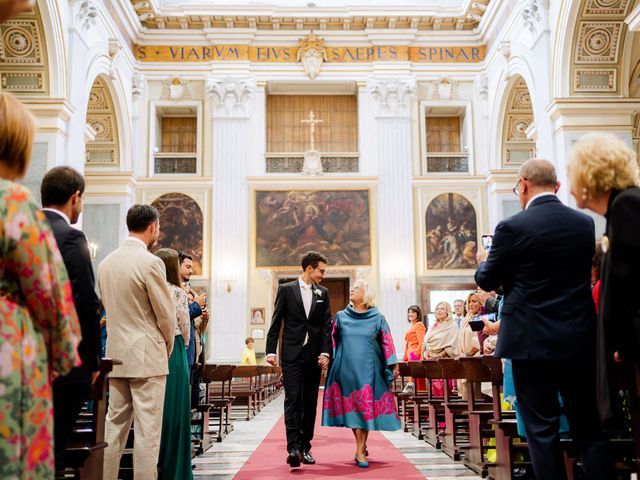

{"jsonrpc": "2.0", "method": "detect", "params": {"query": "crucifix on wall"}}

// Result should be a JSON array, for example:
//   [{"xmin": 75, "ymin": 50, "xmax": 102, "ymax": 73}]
[
  {"xmin": 300, "ymin": 110, "xmax": 323, "ymax": 175},
  {"xmin": 301, "ymin": 110, "xmax": 323, "ymax": 152}
]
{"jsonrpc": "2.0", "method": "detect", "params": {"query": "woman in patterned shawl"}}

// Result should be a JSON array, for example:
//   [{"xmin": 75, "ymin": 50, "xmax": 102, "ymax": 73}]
[{"xmin": 322, "ymin": 279, "xmax": 401, "ymax": 468}]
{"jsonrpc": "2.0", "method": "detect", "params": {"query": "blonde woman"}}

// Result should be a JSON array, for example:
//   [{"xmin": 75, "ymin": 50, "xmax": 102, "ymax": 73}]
[
  {"xmin": 423, "ymin": 301, "xmax": 459, "ymax": 396},
  {"xmin": 459, "ymin": 292, "xmax": 482, "ymax": 357},
  {"xmin": 567, "ymin": 132, "xmax": 640, "ymax": 439},
  {"xmin": 322, "ymin": 280, "xmax": 401, "ymax": 468}
]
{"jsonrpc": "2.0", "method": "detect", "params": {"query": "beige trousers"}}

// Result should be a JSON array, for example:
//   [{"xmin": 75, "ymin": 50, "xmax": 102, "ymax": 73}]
[{"xmin": 103, "ymin": 376, "xmax": 167, "ymax": 480}]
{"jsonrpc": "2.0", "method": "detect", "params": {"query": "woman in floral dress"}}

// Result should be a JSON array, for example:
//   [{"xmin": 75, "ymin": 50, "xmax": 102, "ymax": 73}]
[
  {"xmin": 322, "ymin": 279, "xmax": 401, "ymax": 468},
  {"xmin": 0, "ymin": 91, "xmax": 81, "ymax": 478}
]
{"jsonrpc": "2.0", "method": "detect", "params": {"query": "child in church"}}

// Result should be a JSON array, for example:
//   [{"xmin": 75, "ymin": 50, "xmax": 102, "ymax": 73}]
[{"xmin": 241, "ymin": 337, "xmax": 257, "ymax": 365}]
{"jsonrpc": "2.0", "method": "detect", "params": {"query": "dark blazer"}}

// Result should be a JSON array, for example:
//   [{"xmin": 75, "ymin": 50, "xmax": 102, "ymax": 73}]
[
  {"xmin": 44, "ymin": 210, "xmax": 102, "ymax": 375},
  {"xmin": 596, "ymin": 188, "xmax": 640, "ymax": 422},
  {"xmin": 475, "ymin": 195, "xmax": 596, "ymax": 360},
  {"xmin": 266, "ymin": 280, "xmax": 332, "ymax": 363}
]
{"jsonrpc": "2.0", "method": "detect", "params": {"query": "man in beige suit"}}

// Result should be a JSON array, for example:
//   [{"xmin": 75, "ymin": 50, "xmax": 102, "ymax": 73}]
[{"xmin": 98, "ymin": 204, "xmax": 175, "ymax": 480}]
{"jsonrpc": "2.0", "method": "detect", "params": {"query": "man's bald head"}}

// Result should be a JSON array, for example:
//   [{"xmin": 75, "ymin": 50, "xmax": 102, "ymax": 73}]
[
  {"xmin": 516, "ymin": 158, "xmax": 560, "ymax": 209},
  {"xmin": 519, "ymin": 158, "xmax": 557, "ymax": 189}
]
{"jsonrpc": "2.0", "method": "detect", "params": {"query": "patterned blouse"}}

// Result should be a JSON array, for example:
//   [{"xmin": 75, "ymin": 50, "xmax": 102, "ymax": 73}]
[{"xmin": 0, "ymin": 180, "xmax": 81, "ymax": 478}]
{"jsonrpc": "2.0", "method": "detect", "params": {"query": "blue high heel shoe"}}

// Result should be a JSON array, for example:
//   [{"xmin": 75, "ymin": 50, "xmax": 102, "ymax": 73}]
[{"xmin": 354, "ymin": 457, "xmax": 369, "ymax": 468}]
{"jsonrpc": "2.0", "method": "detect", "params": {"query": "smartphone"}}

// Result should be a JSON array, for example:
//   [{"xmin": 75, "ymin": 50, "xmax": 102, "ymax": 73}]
[
  {"xmin": 482, "ymin": 234, "xmax": 493, "ymax": 251},
  {"xmin": 469, "ymin": 313, "xmax": 496, "ymax": 331}
]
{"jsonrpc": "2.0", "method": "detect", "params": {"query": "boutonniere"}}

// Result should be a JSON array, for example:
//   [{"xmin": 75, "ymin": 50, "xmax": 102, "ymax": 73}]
[
  {"xmin": 601, "ymin": 235, "xmax": 609, "ymax": 253},
  {"xmin": 313, "ymin": 288, "xmax": 322, "ymax": 298}
]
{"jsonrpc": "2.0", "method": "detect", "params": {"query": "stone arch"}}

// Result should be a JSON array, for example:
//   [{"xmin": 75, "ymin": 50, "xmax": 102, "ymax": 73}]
[
  {"xmin": 0, "ymin": 2, "xmax": 50, "ymax": 96},
  {"xmin": 425, "ymin": 193, "xmax": 477, "ymax": 271},
  {"xmin": 151, "ymin": 193, "xmax": 205, "ymax": 275},
  {"xmin": 500, "ymin": 76, "xmax": 536, "ymax": 168},
  {"xmin": 85, "ymin": 76, "xmax": 121, "ymax": 168}
]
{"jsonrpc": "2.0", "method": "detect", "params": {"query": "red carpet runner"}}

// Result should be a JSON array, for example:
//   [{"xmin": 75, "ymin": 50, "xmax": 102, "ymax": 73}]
[{"xmin": 233, "ymin": 394, "xmax": 424, "ymax": 479}]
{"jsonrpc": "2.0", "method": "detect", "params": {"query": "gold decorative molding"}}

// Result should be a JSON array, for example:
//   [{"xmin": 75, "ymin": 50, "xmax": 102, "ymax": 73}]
[
  {"xmin": 571, "ymin": 0, "xmax": 634, "ymax": 94},
  {"xmin": 86, "ymin": 77, "xmax": 120, "ymax": 168},
  {"xmin": 129, "ymin": 1, "xmax": 492, "ymax": 31},
  {"xmin": 134, "ymin": 44, "xmax": 486, "ymax": 63},
  {"xmin": 502, "ymin": 78, "xmax": 536, "ymax": 167},
  {"xmin": 0, "ymin": 6, "xmax": 48, "ymax": 95}
]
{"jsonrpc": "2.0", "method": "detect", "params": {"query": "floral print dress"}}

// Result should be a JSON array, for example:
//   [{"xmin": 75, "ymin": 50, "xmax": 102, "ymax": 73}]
[
  {"xmin": 0, "ymin": 180, "xmax": 81, "ymax": 479},
  {"xmin": 322, "ymin": 305, "xmax": 401, "ymax": 431}
]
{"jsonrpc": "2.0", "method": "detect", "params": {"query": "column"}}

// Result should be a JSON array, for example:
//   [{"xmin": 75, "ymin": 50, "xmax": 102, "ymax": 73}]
[
  {"xmin": 207, "ymin": 77, "xmax": 256, "ymax": 363},
  {"xmin": 368, "ymin": 78, "xmax": 418, "ymax": 354}
]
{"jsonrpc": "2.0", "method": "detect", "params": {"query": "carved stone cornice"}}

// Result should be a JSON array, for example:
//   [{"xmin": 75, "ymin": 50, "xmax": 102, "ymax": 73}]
[
  {"xmin": 75, "ymin": 0, "xmax": 99, "ymax": 30},
  {"xmin": 206, "ymin": 77, "xmax": 256, "ymax": 119},
  {"xmin": 520, "ymin": 0, "xmax": 549, "ymax": 35},
  {"xmin": 368, "ymin": 78, "xmax": 416, "ymax": 119}
]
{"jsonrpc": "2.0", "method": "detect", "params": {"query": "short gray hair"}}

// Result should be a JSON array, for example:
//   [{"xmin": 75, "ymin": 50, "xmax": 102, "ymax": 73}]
[
  {"xmin": 519, "ymin": 158, "xmax": 557, "ymax": 188},
  {"xmin": 353, "ymin": 279, "xmax": 376, "ymax": 308}
]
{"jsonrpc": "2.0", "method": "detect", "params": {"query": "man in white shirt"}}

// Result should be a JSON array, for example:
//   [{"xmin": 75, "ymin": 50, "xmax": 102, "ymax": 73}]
[{"xmin": 265, "ymin": 251, "xmax": 332, "ymax": 468}]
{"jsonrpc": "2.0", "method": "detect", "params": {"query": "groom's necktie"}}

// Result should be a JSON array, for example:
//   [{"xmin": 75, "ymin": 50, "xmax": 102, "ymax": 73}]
[{"xmin": 301, "ymin": 284, "xmax": 312, "ymax": 345}]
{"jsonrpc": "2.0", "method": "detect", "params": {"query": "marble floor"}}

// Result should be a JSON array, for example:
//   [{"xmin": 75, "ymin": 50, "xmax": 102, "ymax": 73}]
[{"xmin": 193, "ymin": 393, "xmax": 481, "ymax": 480}]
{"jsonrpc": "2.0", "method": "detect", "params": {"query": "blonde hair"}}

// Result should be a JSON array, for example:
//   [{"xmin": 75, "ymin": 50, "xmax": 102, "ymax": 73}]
[
  {"xmin": 434, "ymin": 301, "xmax": 453, "ymax": 322},
  {"xmin": 0, "ymin": 92, "xmax": 36, "ymax": 178},
  {"xmin": 465, "ymin": 292, "xmax": 480, "ymax": 315},
  {"xmin": 352, "ymin": 279, "xmax": 376, "ymax": 308},
  {"xmin": 567, "ymin": 133, "xmax": 639, "ymax": 198}
]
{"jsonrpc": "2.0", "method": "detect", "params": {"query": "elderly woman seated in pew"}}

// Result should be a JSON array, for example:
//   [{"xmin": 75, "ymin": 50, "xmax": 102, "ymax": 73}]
[{"xmin": 422, "ymin": 301, "xmax": 459, "ymax": 397}]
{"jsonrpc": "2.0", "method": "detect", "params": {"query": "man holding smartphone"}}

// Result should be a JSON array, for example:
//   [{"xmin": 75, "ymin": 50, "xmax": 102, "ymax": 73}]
[{"xmin": 474, "ymin": 158, "xmax": 609, "ymax": 480}]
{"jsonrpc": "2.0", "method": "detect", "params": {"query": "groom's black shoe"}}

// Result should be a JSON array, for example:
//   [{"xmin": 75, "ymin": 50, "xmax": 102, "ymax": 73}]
[
  {"xmin": 287, "ymin": 450, "xmax": 302, "ymax": 468},
  {"xmin": 302, "ymin": 451, "xmax": 316, "ymax": 465}
]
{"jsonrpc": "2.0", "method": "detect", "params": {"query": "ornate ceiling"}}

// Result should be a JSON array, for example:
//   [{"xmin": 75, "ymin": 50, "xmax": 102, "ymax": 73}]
[{"xmin": 128, "ymin": 0, "xmax": 491, "ymax": 31}]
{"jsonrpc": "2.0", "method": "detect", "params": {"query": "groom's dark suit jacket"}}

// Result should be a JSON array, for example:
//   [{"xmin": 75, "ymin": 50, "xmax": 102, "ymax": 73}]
[{"xmin": 266, "ymin": 280, "xmax": 332, "ymax": 362}]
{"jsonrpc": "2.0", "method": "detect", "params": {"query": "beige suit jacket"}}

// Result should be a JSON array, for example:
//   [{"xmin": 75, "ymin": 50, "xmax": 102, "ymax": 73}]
[{"xmin": 98, "ymin": 238, "xmax": 175, "ymax": 378}]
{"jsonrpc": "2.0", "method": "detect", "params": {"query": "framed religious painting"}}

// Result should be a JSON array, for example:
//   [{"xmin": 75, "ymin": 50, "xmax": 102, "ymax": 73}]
[
  {"xmin": 253, "ymin": 189, "xmax": 372, "ymax": 268},
  {"xmin": 250, "ymin": 307, "xmax": 265, "ymax": 325},
  {"xmin": 415, "ymin": 186, "xmax": 486, "ymax": 276},
  {"xmin": 140, "ymin": 189, "xmax": 210, "ymax": 278}
]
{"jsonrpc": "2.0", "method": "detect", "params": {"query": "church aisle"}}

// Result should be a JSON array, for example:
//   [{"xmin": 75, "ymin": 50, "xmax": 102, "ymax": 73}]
[{"xmin": 193, "ymin": 392, "xmax": 481, "ymax": 479}]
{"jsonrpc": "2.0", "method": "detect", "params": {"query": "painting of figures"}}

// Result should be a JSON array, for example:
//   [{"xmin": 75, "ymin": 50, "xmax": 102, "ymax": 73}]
[
  {"xmin": 425, "ymin": 193, "xmax": 478, "ymax": 270},
  {"xmin": 256, "ymin": 190, "xmax": 371, "ymax": 267},
  {"xmin": 151, "ymin": 192, "xmax": 204, "ymax": 275}
]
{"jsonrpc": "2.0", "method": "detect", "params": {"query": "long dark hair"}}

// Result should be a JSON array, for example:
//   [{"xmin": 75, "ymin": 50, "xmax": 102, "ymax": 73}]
[
  {"xmin": 407, "ymin": 305, "xmax": 423, "ymax": 323},
  {"xmin": 155, "ymin": 248, "xmax": 182, "ymax": 288}
]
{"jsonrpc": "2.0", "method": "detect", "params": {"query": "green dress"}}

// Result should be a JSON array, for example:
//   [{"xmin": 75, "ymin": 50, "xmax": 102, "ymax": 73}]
[
  {"xmin": 0, "ymin": 180, "xmax": 81, "ymax": 479},
  {"xmin": 158, "ymin": 285, "xmax": 193, "ymax": 480}
]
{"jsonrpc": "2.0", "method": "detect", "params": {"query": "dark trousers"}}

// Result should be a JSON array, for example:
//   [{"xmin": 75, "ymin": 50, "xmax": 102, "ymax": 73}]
[
  {"xmin": 512, "ymin": 358, "xmax": 611, "ymax": 480},
  {"xmin": 281, "ymin": 346, "xmax": 322, "ymax": 453},
  {"xmin": 191, "ymin": 363, "xmax": 202, "ymax": 409},
  {"xmin": 53, "ymin": 368, "xmax": 91, "ymax": 470}
]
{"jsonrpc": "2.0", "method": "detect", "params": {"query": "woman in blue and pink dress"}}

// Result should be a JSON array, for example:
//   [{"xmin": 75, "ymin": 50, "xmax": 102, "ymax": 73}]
[{"xmin": 322, "ymin": 279, "xmax": 401, "ymax": 468}]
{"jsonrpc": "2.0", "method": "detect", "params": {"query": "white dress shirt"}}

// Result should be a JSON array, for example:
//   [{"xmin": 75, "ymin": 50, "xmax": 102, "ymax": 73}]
[{"xmin": 525, "ymin": 192, "xmax": 556, "ymax": 210}]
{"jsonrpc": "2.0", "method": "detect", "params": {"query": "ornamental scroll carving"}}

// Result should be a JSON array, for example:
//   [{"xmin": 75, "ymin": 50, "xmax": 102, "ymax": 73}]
[
  {"xmin": 368, "ymin": 78, "xmax": 416, "ymax": 118},
  {"xmin": 207, "ymin": 77, "xmax": 255, "ymax": 118}
]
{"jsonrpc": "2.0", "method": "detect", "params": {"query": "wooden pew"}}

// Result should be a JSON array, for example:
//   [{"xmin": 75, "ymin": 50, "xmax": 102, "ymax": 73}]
[
  {"xmin": 202, "ymin": 364, "xmax": 236, "ymax": 443},
  {"xmin": 56, "ymin": 358, "xmax": 121, "ymax": 480},
  {"xmin": 459, "ymin": 356, "xmax": 498, "ymax": 477},
  {"xmin": 482, "ymin": 357, "xmax": 532, "ymax": 480},
  {"xmin": 394, "ymin": 362, "xmax": 414, "ymax": 433},
  {"xmin": 438, "ymin": 358, "xmax": 472, "ymax": 461},
  {"xmin": 408, "ymin": 361, "xmax": 430, "ymax": 440},
  {"xmin": 422, "ymin": 359, "xmax": 447, "ymax": 449},
  {"xmin": 231, "ymin": 366, "xmax": 260, "ymax": 421}
]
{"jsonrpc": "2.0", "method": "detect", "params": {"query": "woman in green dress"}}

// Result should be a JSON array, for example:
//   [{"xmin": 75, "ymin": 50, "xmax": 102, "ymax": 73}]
[
  {"xmin": 155, "ymin": 248, "xmax": 193, "ymax": 480},
  {"xmin": 322, "ymin": 279, "xmax": 401, "ymax": 468},
  {"xmin": 0, "ymin": 91, "xmax": 81, "ymax": 478}
]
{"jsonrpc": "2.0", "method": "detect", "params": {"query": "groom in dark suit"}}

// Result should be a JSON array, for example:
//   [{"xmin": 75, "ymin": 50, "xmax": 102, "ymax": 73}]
[
  {"xmin": 266, "ymin": 251, "xmax": 332, "ymax": 468},
  {"xmin": 41, "ymin": 166, "xmax": 102, "ymax": 470},
  {"xmin": 475, "ymin": 159, "xmax": 610, "ymax": 480}
]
